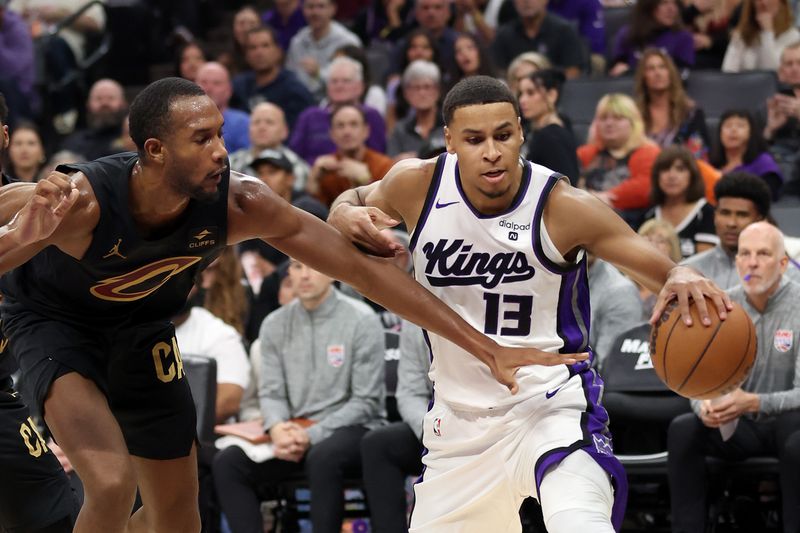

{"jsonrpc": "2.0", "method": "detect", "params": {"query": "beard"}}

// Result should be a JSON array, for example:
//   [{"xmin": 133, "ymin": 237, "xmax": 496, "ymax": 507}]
[
  {"xmin": 169, "ymin": 171, "xmax": 222, "ymax": 204},
  {"xmin": 88, "ymin": 108, "xmax": 128, "ymax": 131},
  {"xmin": 187, "ymin": 185, "xmax": 221, "ymax": 204}
]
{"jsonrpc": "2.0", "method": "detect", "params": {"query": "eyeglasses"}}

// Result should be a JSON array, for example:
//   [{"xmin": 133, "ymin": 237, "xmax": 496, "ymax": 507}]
[{"xmin": 406, "ymin": 83, "xmax": 438, "ymax": 91}]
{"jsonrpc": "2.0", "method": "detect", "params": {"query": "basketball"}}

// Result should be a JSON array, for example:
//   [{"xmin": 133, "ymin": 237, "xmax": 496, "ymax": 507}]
[{"xmin": 649, "ymin": 297, "xmax": 757, "ymax": 400}]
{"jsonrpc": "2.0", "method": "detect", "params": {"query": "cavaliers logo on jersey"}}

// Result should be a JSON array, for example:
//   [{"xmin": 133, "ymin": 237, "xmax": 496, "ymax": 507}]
[{"xmin": 90, "ymin": 256, "xmax": 202, "ymax": 302}]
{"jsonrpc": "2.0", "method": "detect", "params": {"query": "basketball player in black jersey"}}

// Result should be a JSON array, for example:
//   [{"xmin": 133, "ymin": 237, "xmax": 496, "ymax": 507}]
[
  {"xmin": 0, "ymin": 77, "xmax": 587, "ymax": 533},
  {"xmin": 0, "ymin": 92, "xmax": 81, "ymax": 533}
]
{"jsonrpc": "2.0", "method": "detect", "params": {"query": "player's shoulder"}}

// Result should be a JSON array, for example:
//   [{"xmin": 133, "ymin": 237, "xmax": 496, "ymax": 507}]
[
  {"xmin": 375, "ymin": 156, "xmax": 440, "ymax": 217},
  {"xmin": 382, "ymin": 156, "xmax": 439, "ymax": 190},
  {"xmin": 227, "ymin": 170, "xmax": 273, "ymax": 211},
  {"xmin": 544, "ymin": 176, "xmax": 595, "ymax": 214}
]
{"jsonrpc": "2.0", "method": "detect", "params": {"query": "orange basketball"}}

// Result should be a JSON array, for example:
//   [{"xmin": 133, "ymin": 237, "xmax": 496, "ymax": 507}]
[{"xmin": 649, "ymin": 297, "xmax": 757, "ymax": 400}]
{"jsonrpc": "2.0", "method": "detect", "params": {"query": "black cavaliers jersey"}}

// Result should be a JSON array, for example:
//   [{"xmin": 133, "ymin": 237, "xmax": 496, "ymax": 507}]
[
  {"xmin": 0, "ymin": 152, "xmax": 229, "ymax": 329},
  {"xmin": 0, "ymin": 172, "xmax": 17, "ymax": 387}
]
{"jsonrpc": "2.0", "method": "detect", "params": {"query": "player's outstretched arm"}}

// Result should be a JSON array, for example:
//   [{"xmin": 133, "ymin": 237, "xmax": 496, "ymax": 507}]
[
  {"xmin": 545, "ymin": 180, "xmax": 732, "ymax": 327},
  {"xmin": 0, "ymin": 172, "xmax": 81, "ymax": 271},
  {"xmin": 228, "ymin": 173, "xmax": 588, "ymax": 393}
]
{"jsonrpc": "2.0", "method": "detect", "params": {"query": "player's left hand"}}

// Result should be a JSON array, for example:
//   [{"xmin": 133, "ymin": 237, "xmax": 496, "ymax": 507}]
[
  {"xmin": 327, "ymin": 203, "xmax": 401, "ymax": 257},
  {"xmin": 650, "ymin": 265, "xmax": 732, "ymax": 327},
  {"xmin": 492, "ymin": 345, "xmax": 589, "ymax": 394},
  {"xmin": 9, "ymin": 172, "xmax": 79, "ymax": 247}
]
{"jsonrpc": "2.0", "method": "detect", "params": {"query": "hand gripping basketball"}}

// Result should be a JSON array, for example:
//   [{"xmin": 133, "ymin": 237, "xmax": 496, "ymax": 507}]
[{"xmin": 650, "ymin": 297, "xmax": 756, "ymax": 399}]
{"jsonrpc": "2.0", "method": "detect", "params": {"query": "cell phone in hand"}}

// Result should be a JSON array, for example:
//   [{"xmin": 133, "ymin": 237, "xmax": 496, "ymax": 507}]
[{"xmin": 778, "ymin": 83, "xmax": 797, "ymax": 97}]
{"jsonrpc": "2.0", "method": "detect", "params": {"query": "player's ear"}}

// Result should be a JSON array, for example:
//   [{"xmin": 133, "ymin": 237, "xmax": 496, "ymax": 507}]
[
  {"xmin": 444, "ymin": 126, "xmax": 455, "ymax": 154},
  {"xmin": 143, "ymin": 138, "xmax": 165, "ymax": 164},
  {"xmin": 517, "ymin": 117, "xmax": 524, "ymax": 144},
  {"xmin": 1, "ymin": 125, "xmax": 7, "ymax": 150}
]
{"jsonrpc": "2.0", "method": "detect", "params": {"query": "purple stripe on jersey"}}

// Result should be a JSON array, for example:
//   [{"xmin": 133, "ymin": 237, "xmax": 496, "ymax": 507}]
[
  {"xmin": 409, "ymin": 154, "xmax": 447, "ymax": 253},
  {"xmin": 409, "ymin": 338, "xmax": 435, "ymax": 527},
  {"xmin": 421, "ymin": 328, "xmax": 435, "ymax": 364},
  {"xmin": 454, "ymin": 158, "xmax": 532, "ymax": 219},
  {"xmin": 556, "ymin": 269, "xmax": 590, "ymax": 353},
  {"xmin": 533, "ymin": 368, "xmax": 628, "ymax": 531}
]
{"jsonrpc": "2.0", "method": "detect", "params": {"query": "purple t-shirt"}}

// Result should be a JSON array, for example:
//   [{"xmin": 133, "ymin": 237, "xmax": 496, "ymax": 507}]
[
  {"xmin": 736, "ymin": 152, "xmax": 784, "ymax": 200},
  {"xmin": 737, "ymin": 152, "xmax": 783, "ymax": 180},
  {"xmin": 262, "ymin": 7, "xmax": 306, "ymax": 52},
  {"xmin": 288, "ymin": 105, "xmax": 387, "ymax": 164},
  {"xmin": 549, "ymin": 0, "xmax": 605, "ymax": 55},
  {"xmin": 613, "ymin": 26, "xmax": 695, "ymax": 69},
  {"xmin": 0, "ymin": 9, "xmax": 35, "ymax": 95}
]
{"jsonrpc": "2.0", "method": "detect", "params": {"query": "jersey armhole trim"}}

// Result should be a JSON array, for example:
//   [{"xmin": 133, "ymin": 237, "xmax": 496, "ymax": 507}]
[
  {"xmin": 409, "ymin": 154, "xmax": 447, "ymax": 252},
  {"xmin": 532, "ymin": 173, "xmax": 583, "ymax": 275}
]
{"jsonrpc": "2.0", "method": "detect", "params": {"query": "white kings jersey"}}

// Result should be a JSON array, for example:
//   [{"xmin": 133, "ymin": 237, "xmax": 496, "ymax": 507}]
[{"xmin": 410, "ymin": 153, "xmax": 593, "ymax": 410}]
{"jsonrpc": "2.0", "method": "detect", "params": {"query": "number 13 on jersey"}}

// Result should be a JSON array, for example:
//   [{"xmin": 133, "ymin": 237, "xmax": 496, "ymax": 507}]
[{"xmin": 483, "ymin": 292, "xmax": 533, "ymax": 336}]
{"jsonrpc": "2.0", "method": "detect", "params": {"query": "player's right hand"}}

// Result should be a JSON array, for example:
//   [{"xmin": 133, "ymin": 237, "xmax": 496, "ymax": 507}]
[
  {"xmin": 9, "ymin": 172, "xmax": 78, "ymax": 247},
  {"xmin": 328, "ymin": 203, "xmax": 401, "ymax": 257},
  {"xmin": 491, "ymin": 345, "xmax": 589, "ymax": 394}
]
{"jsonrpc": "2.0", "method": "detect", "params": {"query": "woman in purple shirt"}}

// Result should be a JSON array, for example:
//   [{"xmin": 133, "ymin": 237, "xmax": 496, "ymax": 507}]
[
  {"xmin": 710, "ymin": 109, "xmax": 784, "ymax": 199},
  {"xmin": 610, "ymin": 0, "xmax": 695, "ymax": 76}
]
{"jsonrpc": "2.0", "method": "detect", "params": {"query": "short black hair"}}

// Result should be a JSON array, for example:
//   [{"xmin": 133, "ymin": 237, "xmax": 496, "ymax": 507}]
[
  {"xmin": 442, "ymin": 76, "xmax": 519, "ymax": 125},
  {"xmin": 129, "ymin": 77, "xmax": 207, "ymax": 153},
  {"xmin": 709, "ymin": 109, "xmax": 767, "ymax": 168},
  {"xmin": 714, "ymin": 171, "xmax": 772, "ymax": 217},
  {"xmin": 0, "ymin": 92, "xmax": 7, "ymax": 126},
  {"xmin": 245, "ymin": 25, "xmax": 280, "ymax": 49},
  {"xmin": 330, "ymin": 103, "xmax": 366, "ymax": 124}
]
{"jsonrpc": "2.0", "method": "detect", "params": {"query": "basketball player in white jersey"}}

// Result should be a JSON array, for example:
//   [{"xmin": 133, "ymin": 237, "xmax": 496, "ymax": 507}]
[{"xmin": 328, "ymin": 77, "xmax": 732, "ymax": 533}]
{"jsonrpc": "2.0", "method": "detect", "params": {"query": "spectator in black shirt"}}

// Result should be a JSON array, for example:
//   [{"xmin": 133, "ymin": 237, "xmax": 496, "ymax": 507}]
[
  {"xmin": 231, "ymin": 26, "xmax": 315, "ymax": 128},
  {"xmin": 517, "ymin": 69, "xmax": 579, "ymax": 183},
  {"xmin": 490, "ymin": 0, "xmax": 584, "ymax": 78}
]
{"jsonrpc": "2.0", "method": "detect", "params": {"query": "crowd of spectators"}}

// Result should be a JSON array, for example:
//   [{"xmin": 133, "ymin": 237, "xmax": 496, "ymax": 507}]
[{"xmin": 1, "ymin": 0, "xmax": 800, "ymax": 531}]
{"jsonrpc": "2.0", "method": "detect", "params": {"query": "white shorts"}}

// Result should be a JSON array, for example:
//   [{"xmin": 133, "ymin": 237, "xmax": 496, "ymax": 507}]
[{"xmin": 409, "ymin": 369, "xmax": 627, "ymax": 533}]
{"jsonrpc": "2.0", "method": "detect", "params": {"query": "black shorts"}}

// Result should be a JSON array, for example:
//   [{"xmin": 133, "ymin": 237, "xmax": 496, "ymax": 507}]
[
  {"xmin": 2, "ymin": 310, "xmax": 197, "ymax": 460},
  {"xmin": 0, "ymin": 387, "xmax": 78, "ymax": 532}
]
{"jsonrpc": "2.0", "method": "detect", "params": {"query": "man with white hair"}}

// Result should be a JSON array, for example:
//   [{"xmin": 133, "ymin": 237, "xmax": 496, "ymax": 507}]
[
  {"xmin": 289, "ymin": 56, "xmax": 386, "ymax": 164},
  {"xmin": 388, "ymin": 60, "xmax": 446, "ymax": 161},
  {"xmin": 668, "ymin": 221, "xmax": 800, "ymax": 533},
  {"xmin": 764, "ymin": 41, "xmax": 800, "ymax": 196},
  {"xmin": 196, "ymin": 61, "xmax": 250, "ymax": 153},
  {"xmin": 285, "ymin": 0, "xmax": 362, "ymax": 99},
  {"xmin": 228, "ymin": 102, "xmax": 309, "ymax": 189}
]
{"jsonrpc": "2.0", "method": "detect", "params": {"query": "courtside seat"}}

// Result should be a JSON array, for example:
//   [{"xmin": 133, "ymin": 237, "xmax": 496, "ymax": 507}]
[
  {"xmin": 601, "ymin": 324, "xmax": 691, "ymax": 532},
  {"xmin": 684, "ymin": 70, "xmax": 777, "ymax": 123},
  {"xmin": 559, "ymin": 77, "xmax": 635, "ymax": 144},
  {"xmin": 182, "ymin": 354, "xmax": 218, "ymax": 448}
]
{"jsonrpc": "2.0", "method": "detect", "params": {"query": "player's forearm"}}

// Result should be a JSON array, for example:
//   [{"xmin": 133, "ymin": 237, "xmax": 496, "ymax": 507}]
[
  {"xmin": 329, "ymin": 186, "xmax": 368, "ymax": 214},
  {"xmin": 617, "ymin": 253, "xmax": 676, "ymax": 294},
  {"xmin": 0, "ymin": 223, "xmax": 45, "ymax": 275},
  {"xmin": 0, "ymin": 224, "xmax": 21, "ymax": 258}
]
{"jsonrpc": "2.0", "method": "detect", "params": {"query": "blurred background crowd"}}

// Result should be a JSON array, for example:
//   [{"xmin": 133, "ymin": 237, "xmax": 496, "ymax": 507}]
[{"xmin": 2, "ymin": 0, "xmax": 800, "ymax": 531}]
